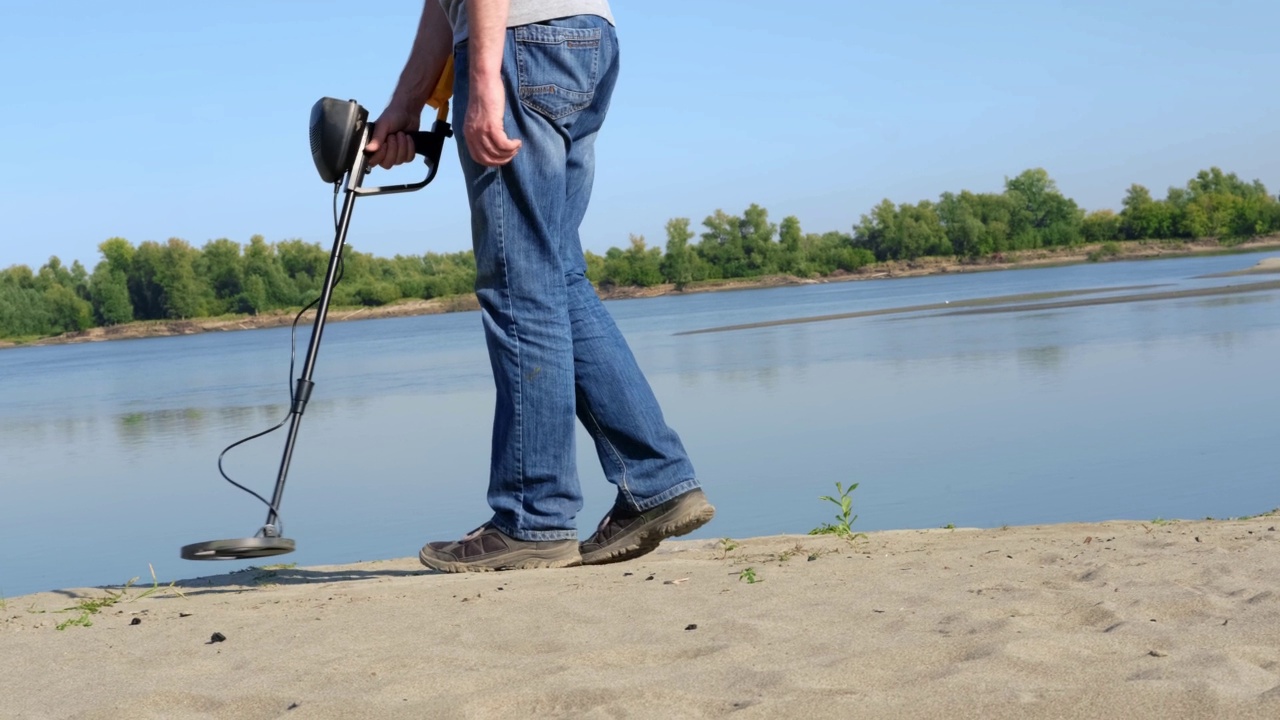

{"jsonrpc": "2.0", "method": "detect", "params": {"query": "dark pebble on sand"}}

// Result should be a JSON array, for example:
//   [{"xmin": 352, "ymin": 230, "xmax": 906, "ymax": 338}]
[
  {"xmin": 685, "ymin": 624, "xmax": 698, "ymax": 631},
  {"xmin": 209, "ymin": 632, "xmax": 227, "ymax": 644},
  {"xmin": 129, "ymin": 617, "xmax": 141, "ymax": 626}
]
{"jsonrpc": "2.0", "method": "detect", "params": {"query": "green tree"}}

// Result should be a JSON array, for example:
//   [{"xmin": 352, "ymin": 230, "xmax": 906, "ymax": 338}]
[
  {"xmin": 1081, "ymin": 209, "xmax": 1122, "ymax": 244},
  {"xmin": 777, "ymin": 215, "xmax": 804, "ymax": 273},
  {"xmin": 277, "ymin": 238, "xmax": 330, "ymax": 299},
  {"xmin": 660, "ymin": 217, "xmax": 697, "ymax": 288},
  {"xmin": 128, "ymin": 241, "xmax": 167, "ymax": 319},
  {"xmin": 739, "ymin": 203, "xmax": 779, "ymax": 274},
  {"xmin": 125, "ymin": 239, "xmax": 207, "ymax": 319},
  {"xmin": 196, "ymin": 238, "xmax": 245, "ymax": 313},
  {"xmin": 898, "ymin": 201, "xmax": 951, "ymax": 258},
  {"xmin": 35, "ymin": 256, "xmax": 76, "ymax": 293},
  {"xmin": 807, "ymin": 231, "xmax": 875, "ymax": 272},
  {"xmin": 696, "ymin": 209, "xmax": 747, "ymax": 278},
  {"xmin": 0, "ymin": 283, "xmax": 53, "ymax": 338},
  {"xmin": 602, "ymin": 235, "xmax": 663, "ymax": 287},
  {"xmin": 421, "ymin": 250, "xmax": 476, "ymax": 298},
  {"xmin": 1120, "ymin": 184, "xmax": 1170, "ymax": 239},
  {"xmin": 89, "ymin": 264, "xmax": 134, "ymax": 325},
  {"xmin": 853, "ymin": 199, "xmax": 899, "ymax": 261},
  {"xmin": 854, "ymin": 199, "xmax": 949, "ymax": 261},
  {"xmin": 241, "ymin": 235, "xmax": 294, "ymax": 312},
  {"xmin": 161, "ymin": 239, "xmax": 207, "ymax": 318},
  {"xmin": 69, "ymin": 260, "xmax": 90, "ymax": 300},
  {"xmin": 1230, "ymin": 193, "xmax": 1279, "ymax": 237},
  {"xmin": 1004, "ymin": 168, "xmax": 1083, "ymax": 248},
  {"xmin": 43, "ymin": 284, "xmax": 93, "ymax": 333},
  {"xmin": 583, "ymin": 250, "xmax": 606, "ymax": 284},
  {"xmin": 938, "ymin": 191, "xmax": 992, "ymax": 259}
]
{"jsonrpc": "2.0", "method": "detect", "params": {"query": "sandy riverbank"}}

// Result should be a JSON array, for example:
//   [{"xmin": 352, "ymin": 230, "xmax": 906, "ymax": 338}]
[{"xmin": 5, "ymin": 515, "xmax": 1279, "ymax": 719}]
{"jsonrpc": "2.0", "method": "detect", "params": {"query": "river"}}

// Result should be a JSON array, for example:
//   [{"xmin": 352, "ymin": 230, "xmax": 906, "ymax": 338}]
[{"xmin": 1, "ymin": 250, "xmax": 1277, "ymax": 597}]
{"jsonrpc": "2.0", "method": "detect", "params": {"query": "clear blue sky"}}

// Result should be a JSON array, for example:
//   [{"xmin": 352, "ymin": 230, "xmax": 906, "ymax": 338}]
[{"xmin": 2, "ymin": 0, "xmax": 1277, "ymax": 271}]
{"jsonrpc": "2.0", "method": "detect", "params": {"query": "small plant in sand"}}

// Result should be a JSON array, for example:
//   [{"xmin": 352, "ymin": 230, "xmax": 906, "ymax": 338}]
[
  {"xmin": 250, "ymin": 562, "xmax": 298, "ymax": 586},
  {"xmin": 738, "ymin": 567, "xmax": 760, "ymax": 584},
  {"xmin": 774, "ymin": 543, "xmax": 808, "ymax": 563},
  {"xmin": 809, "ymin": 481, "xmax": 868, "ymax": 541},
  {"xmin": 717, "ymin": 538, "xmax": 738, "ymax": 560},
  {"xmin": 55, "ymin": 564, "xmax": 184, "ymax": 631}
]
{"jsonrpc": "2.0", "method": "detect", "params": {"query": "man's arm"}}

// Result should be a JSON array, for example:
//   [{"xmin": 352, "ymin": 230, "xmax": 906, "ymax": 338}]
[
  {"xmin": 464, "ymin": 0, "xmax": 521, "ymax": 166},
  {"xmin": 367, "ymin": 1, "xmax": 453, "ymax": 169}
]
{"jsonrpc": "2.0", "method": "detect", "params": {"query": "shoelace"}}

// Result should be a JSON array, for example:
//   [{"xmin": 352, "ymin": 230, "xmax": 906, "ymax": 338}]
[{"xmin": 460, "ymin": 523, "xmax": 491, "ymax": 542}]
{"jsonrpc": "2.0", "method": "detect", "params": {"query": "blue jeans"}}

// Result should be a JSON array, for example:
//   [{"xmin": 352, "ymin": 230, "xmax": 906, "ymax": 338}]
[{"xmin": 452, "ymin": 16, "xmax": 699, "ymax": 541}]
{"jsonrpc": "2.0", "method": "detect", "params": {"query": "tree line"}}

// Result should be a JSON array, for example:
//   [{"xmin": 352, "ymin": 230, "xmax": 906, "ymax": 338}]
[
  {"xmin": 3, "ymin": 167, "xmax": 1278, "ymax": 340},
  {"xmin": 0, "ymin": 237, "xmax": 476, "ymax": 339}
]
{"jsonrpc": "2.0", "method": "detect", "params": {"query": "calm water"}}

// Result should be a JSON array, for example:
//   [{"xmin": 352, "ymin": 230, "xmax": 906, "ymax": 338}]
[{"xmin": 2, "ymin": 251, "xmax": 1278, "ymax": 597}]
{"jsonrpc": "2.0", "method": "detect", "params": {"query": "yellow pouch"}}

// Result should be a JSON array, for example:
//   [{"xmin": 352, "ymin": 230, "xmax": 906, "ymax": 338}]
[{"xmin": 425, "ymin": 56, "xmax": 455, "ymax": 122}]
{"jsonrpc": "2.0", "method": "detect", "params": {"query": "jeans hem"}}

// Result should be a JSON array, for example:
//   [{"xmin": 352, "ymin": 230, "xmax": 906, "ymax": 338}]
[
  {"xmin": 492, "ymin": 517, "xmax": 578, "ymax": 542},
  {"xmin": 632, "ymin": 479, "xmax": 701, "ymax": 512}
]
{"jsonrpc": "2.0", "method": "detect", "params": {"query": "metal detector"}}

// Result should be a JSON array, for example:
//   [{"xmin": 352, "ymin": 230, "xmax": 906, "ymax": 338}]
[{"xmin": 180, "ymin": 97, "xmax": 452, "ymax": 561}]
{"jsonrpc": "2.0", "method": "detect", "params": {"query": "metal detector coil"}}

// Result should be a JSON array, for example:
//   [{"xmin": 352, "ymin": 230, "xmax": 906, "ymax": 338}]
[{"xmin": 180, "ymin": 96, "xmax": 452, "ymax": 561}]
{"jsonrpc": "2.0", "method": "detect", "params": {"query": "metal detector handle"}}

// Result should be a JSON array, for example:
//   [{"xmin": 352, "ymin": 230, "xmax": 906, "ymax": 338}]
[{"xmin": 355, "ymin": 120, "xmax": 454, "ymax": 196}]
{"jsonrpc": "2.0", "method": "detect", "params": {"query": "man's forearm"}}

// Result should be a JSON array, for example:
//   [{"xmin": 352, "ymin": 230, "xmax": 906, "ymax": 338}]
[
  {"xmin": 389, "ymin": 1, "xmax": 454, "ymax": 109},
  {"xmin": 466, "ymin": 0, "xmax": 510, "ymax": 85}
]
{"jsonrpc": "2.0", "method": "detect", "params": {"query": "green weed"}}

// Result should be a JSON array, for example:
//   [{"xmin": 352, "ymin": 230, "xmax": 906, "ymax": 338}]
[
  {"xmin": 775, "ymin": 544, "xmax": 808, "ymax": 563},
  {"xmin": 1087, "ymin": 241, "xmax": 1122, "ymax": 262},
  {"xmin": 738, "ymin": 567, "xmax": 760, "ymax": 584},
  {"xmin": 249, "ymin": 561, "xmax": 298, "ymax": 586},
  {"xmin": 717, "ymin": 538, "xmax": 738, "ymax": 560},
  {"xmin": 55, "ymin": 564, "xmax": 184, "ymax": 631},
  {"xmin": 809, "ymin": 481, "xmax": 867, "ymax": 541}
]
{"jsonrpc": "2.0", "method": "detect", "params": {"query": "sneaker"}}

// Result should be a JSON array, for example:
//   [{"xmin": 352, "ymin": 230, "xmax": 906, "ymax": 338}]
[
  {"xmin": 418, "ymin": 523, "xmax": 581, "ymax": 572},
  {"xmin": 580, "ymin": 489, "xmax": 715, "ymax": 566}
]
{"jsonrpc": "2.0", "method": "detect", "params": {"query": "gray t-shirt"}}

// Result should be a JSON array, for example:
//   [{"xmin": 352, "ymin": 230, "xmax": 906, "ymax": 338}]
[{"xmin": 439, "ymin": 0, "xmax": 614, "ymax": 45}]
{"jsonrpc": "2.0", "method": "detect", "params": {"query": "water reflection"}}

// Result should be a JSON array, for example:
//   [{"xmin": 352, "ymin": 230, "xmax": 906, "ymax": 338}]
[
  {"xmin": 1017, "ymin": 345, "xmax": 1067, "ymax": 373},
  {"xmin": 0, "ymin": 399, "xmax": 395, "ymax": 452},
  {"xmin": 1206, "ymin": 331, "xmax": 1242, "ymax": 354},
  {"xmin": 1195, "ymin": 294, "xmax": 1274, "ymax": 309}
]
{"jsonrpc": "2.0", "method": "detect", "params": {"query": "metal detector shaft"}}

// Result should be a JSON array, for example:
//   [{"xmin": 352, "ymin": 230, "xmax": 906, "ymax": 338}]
[
  {"xmin": 182, "ymin": 97, "xmax": 451, "ymax": 561},
  {"xmin": 261, "ymin": 127, "xmax": 372, "ymax": 534}
]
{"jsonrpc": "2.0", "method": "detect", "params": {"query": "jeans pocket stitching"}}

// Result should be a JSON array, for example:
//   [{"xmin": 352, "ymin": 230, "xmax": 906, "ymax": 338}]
[
  {"xmin": 513, "ymin": 24, "xmax": 602, "ymax": 44},
  {"xmin": 515, "ymin": 32, "xmax": 600, "ymax": 121}
]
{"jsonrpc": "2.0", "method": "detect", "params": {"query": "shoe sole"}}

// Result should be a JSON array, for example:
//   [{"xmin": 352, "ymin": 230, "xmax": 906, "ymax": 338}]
[
  {"xmin": 581, "ymin": 491, "xmax": 716, "ymax": 566},
  {"xmin": 418, "ymin": 546, "xmax": 582, "ymax": 573}
]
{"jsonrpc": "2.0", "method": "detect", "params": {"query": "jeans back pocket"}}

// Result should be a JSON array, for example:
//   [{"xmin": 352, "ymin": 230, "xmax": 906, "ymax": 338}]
[{"xmin": 514, "ymin": 23, "xmax": 602, "ymax": 121}]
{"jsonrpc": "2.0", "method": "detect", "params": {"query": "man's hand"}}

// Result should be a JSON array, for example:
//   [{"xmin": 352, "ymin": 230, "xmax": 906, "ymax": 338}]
[
  {"xmin": 366, "ymin": 103, "xmax": 423, "ymax": 170},
  {"xmin": 464, "ymin": 73, "xmax": 521, "ymax": 167}
]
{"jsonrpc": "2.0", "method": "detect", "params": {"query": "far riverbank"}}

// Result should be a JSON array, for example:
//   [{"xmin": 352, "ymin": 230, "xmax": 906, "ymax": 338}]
[{"xmin": 3, "ymin": 236, "xmax": 1278, "ymax": 350}]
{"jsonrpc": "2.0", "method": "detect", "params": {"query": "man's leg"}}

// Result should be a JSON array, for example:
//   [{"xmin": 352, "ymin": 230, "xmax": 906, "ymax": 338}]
[
  {"xmin": 420, "ymin": 22, "xmax": 587, "ymax": 571},
  {"xmin": 458, "ymin": 27, "xmax": 589, "ymax": 541},
  {"xmin": 548, "ymin": 19, "xmax": 714, "ymax": 564}
]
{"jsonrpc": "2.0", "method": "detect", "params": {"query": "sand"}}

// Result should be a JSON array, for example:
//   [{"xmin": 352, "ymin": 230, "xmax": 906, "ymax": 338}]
[
  {"xmin": 5, "ymin": 515, "xmax": 1280, "ymax": 719},
  {"xmin": 1199, "ymin": 256, "xmax": 1280, "ymax": 278},
  {"xmin": 682, "ymin": 278, "xmax": 1280, "ymax": 335}
]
